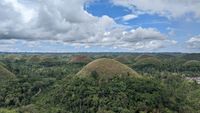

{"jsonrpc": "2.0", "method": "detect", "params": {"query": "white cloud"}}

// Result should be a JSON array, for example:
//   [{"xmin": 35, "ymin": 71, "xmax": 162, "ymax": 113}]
[
  {"xmin": 122, "ymin": 27, "xmax": 166, "ymax": 42},
  {"xmin": 187, "ymin": 35, "xmax": 200, "ymax": 49},
  {"xmin": 0, "ymin": 0, "xmax": 176, "ymax": 51},
  {"xmin": 112, "ymin": 27, "xmax": 176, "ymax": 51},
  {"xmin": 0, "ymin": 39, "xmax": 20, "ymax": 52},
  {"xmin": 81, "ymin": 27, "xmax": 176, "ymax": 51},
  {"xmin": 4, "ymin": 0, "xmax": 36, "ymax": 23},
  {"xmin": 0, "ymin": 0, "xmax": 117, "ymax": 41},
  {"xmin": 111, "ymin": 0, "xmax": 200, "ymax": 19},
  {"xmin": 122, "ymin": 14, "xmax": 138, "ymax": 21}
]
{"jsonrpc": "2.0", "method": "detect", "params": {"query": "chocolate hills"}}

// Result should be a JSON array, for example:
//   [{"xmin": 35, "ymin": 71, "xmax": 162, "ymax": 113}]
[
  {"xmin": 0, "ymin": 62, "xmax": 7, "ymax": 68},
  {"xmin": 41, "ymin": 56, "xmax": 58, "ymax": 63},
  {"xmin": 135, "ymin": 54, "xmax": 155, "ymax": 61},
  {"xmin": 114, "ymin": 56, "xmax": 132, "ymax": 64},
  {"xmin": 0, "ymin": 64, "xmax": 15, "ymax": 79},
  {"xmin": 27, "ymin": 56, "xmax": 42, "ymax": 63},
  {"xmin": 69, "ymin": 55, "xmax": 92, "ymax": 64},
  {"xmin": 183, "ymin": 60, "xmax": 200, "ymax": 67},
  {"xmin": 77, "ymin": 58, "xmax": 140, "ymax": 79},
  {"xmin": 135, "ymin": 57, "xmax": 161, "ymax": 66},
  {"xmin": 4, "ymin": 55, "xmax": 20, "ymax": 62}
]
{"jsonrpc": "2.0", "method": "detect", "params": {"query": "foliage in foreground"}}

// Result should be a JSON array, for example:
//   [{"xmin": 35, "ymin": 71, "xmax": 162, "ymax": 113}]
[{"xmin": 36, "ymin": 75, "xmax": 200, "ymax": 113}]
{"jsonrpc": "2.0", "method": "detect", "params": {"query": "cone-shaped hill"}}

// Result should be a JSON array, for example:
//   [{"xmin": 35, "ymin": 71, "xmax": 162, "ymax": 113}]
[
  {"xmin": 0, "ymin": 62, "xmax": 7, "ymax": 68},
  {"xmin": 135, "ymin": 57, "xmax": 161, "ymax": 66},
  {"xmin": 4, "ymin": 55, "xmax": 20, "ymax": 62},
  {"xmin": 181, "ymin": 54, "xmax": 200, "ymax": 61},
  {"xmin": 69, "ymin": 55, "xmax": 92, "ymax": 64},
  {"xmin": 183, "ymin": 60, "xmax": 200, "ymax": 67},
  {"xmin": 0, "ymin": 64, "xmax": 15, "ymax": 79},
  {"xmin": 114, "ymin": 56, "xmax": 132, "ymax": 64},
  {"xmin": 27, "ymin": 56, "xmax": 42, "ymax": 63},
  {"xmin": 155, "ymin": 53, "xmax": 175, "ymax": 59},
  {"xmin": 135, "ymin": 54, "xmax": 154, "ymax": 61},
  {"xmin": 41, "ymin": 56, "xmax": 58, "ymax": 63},
  {"xmin": 76, "ymin": 58, "xmax": 141, "ymax": 79}
]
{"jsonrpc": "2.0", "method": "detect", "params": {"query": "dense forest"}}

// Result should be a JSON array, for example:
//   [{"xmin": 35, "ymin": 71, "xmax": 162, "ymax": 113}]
[{"xmin": 0, "ymin": 53, "xmax": 200, "ymax": 113}]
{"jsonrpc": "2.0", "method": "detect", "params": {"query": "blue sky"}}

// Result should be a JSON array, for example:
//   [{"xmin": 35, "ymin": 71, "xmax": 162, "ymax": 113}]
[{"xmin": 0, "ymin": 0, "xmax": 200, "ymax": 52}]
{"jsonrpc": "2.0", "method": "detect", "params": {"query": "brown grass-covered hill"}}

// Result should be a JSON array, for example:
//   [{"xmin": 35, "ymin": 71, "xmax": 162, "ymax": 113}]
[
  {"xmin": 27, "ymin": 56, "xmax": 42, "ymax": 63},
  {"xmin": 135, "ymin": 57, "xmax": 162, "ymax": 66},
  {"xmin": 181, "ymin": 53, "xmax": 200, "ymax": 61},
  {"xmin": 114, "ymin": 56, "xmax": 132, "ymax": 64},
  {"xmin": 40, "ymin": 56, "xmax": 58, "ymax": 63},
  {"xmin": 135, "ymin": 54, "xmax": 155, "ymax": 61},
  {"xmin": 69, "ymin": 55, "xmax": 92, "ymax": 64},
  {"xmin": 0, "ymin": 62, "xmax": 7, "ymax": 68},
  {"xmin": 155, "ymin": 53, "xmax": 175, "ymax": 59},
  {"xmin": 0, "ymin": 64, "xmax": 15, "ymax": 79},
  {"xmin": 4, "ymin": 55, "xmax": 20, "ymax": 62},
  {"xmin": 77, "ymin": 58, "xmax": 141, "ymax": 79},
  {"xmin": 183, "ymin": 60, "xmax": 200, "ymax": 67}
]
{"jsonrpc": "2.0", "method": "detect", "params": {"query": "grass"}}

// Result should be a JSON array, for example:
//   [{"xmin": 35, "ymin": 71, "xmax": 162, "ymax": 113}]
[
  {"xmin": 0, "ymin": 108, "xmax": 17, "ymax": 113},
  {"xmin": 27, "ymin": 56, "xmax": 42, "ymax": 63},
  {"xmin": 69, "ymin": 55, "xmax": 92, "ymax": 64},
  {"xmin": 40, "ymin": 56, "xmax": 58, "ymax": 63},
  {"xmin": 4, "ymin": 55, "xmax": 20, "ymax": 62},
  {"xmin": 0, "ymin": 62, "xmax": 7, "ymax": 68},
  {"xmin": 135, "ymin": 54, "xmax": 155, "ymax": 61},
  {"xmin": 135, "ymin": 57, "xmax": 161, "ymax": 66},
  {"xmin": 183, "ymin": 60, "xmax": 200, "ymax": 67},
  {"xmin": 114, "ymin": 56, "xmax": 132, "ymax": 64},
  {"xmin": 0, "ymin": 64, "xmax": 15, "ymax": 79}
]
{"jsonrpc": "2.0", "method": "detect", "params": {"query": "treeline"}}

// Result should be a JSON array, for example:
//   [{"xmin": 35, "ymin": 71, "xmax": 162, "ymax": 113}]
[{"xmin": 131, "ymin": 58, "xmax": 200, "ymax": 77}]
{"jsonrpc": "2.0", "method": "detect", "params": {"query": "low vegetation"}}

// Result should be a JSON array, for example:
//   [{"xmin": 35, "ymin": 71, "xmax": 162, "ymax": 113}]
[{"xmin": 0, "ymin": 65, "xmax": 15, "ymax": 80}]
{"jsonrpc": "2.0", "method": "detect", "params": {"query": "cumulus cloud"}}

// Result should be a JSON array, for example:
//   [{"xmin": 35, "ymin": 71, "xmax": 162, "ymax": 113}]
[
  {"xmin": 0, "ymin": 0, "xmax": 118, "ymax": 41},
  {"xmin": 0, "ymin": 0, "xmax": 176, "ymax": 51},
  {"xmin": 0, "ymin": 39, "xmax": 20, "ymax": 52},
  {"xmin": 122, "ymin": 14, "xmax": 138, "ymax": 21},
  {"xmin": 102, "ymin": 27, "xmax": 177, "ymax": 51},
  {"xmin": 111, "ymin": 0, "xmax": 200, "ymax": 19},
  {"xmin": 187, "ymin": 35, "xmax": 200, "ymax": 49}
]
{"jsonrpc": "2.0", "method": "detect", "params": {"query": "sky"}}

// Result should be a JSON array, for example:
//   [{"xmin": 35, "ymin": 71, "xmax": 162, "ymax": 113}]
[{"xmin": 0, "ymin": 0, "xmax": 200, "ymax": 53}]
